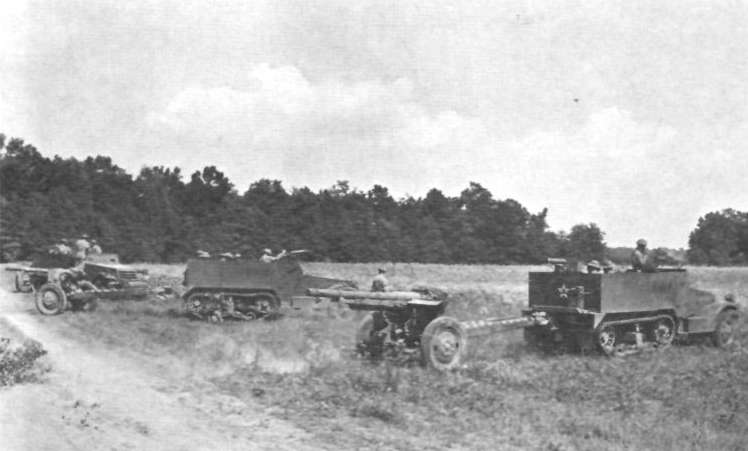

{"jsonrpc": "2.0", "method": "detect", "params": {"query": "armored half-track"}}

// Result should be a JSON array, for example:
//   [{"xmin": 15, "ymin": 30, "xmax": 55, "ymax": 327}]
[
  {"xmin": 182, "ymin": 253, "xmax": 357, "ymax": 321},
  {"xmin": 523, "ymin": 268, "xmax": 740, "ymax": 355}
]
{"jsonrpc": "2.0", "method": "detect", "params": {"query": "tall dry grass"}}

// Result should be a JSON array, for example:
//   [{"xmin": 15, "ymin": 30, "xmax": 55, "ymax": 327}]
[{"xmin": 54, "ymin": 263, "xmax": 748, "ymax": 450}]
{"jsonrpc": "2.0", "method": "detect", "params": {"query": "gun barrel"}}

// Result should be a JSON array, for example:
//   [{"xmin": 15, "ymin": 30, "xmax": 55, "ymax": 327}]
[{"xmin": 307, "ymin": 288, "xmax": 428, "ymax": 301}]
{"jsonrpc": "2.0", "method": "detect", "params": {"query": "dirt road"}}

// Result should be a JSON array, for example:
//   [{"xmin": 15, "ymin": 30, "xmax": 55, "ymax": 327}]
[{"xmin": 0, "ymin": 277, "xmax": 318, "ymax": 451}]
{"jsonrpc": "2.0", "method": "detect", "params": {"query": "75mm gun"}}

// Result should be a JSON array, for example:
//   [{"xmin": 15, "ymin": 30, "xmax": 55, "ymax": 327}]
[{"xmin": 307, "ymin": 288, "xmax": 548, "ymax": 370}]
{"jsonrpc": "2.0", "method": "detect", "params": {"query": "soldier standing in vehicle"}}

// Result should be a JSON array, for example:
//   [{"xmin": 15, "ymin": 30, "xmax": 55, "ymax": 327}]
[
  {"xmin": 74, "ymin": 234, "xmax": 91, "ymax": 263},
  {"xmin": 89, "ymin": 239, "xmax": 102, "ymax": 255},
  {"xmin": 586, "ymin": 260, "xmax": 602, "ymax": 273},
  {"xmin": 259, "ymin": 248, "xmax": 275, "ymax": 263},
  {"xmin": 371, "ymin": 268, "xmax": 388, "ymax": 292},
  {"xmin": 54, "ymin": 238, "xmax": 73, "ymax": 256},
  {"xmin": 631, "ymin": 238, "xmax": 651, "ymax": 272}
]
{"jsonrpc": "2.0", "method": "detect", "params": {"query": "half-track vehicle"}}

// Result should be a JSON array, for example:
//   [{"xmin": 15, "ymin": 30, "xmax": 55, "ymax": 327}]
[
  {"xmin": 309, "ymin": 262, "xmax": 741, "ymax": 371},
  {"xmin": 182, "ymin": 252, "xmax": 357, "ymax": 321},
  {"xmin": 523, "ymin": 264, "xmax": 740, "ymax": 355}
]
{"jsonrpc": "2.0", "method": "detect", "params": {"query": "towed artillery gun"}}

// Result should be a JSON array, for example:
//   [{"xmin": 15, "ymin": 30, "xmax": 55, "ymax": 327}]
[
  {"xmin": 182, "ymin": 251, "xmax": 357, "ymax": 321},
  {"xmin": 7, "ymin": 253, "xmax": 150, "ymax": 315},
  {"xmin": 309, "ymin": 262, "xmax": 741, "ymax": 370},
  {"xmin": 309, "ymin": 287, "xmax": 479, "ymax": 370}
]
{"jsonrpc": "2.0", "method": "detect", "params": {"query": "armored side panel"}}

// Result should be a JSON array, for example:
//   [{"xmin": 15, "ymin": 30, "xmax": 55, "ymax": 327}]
[
  {"xmin": 529, "ymin": 272, "xmax": 602, "ymax": 311},
  {"xmin": 599, "ymin": 272, "xmax": 713, "ymax": 315},
  {"xmin": 529, "ymin": 271, "xmax": 716, "ymax": 317},
  {"xmin": 184, "ymin": 258, "xmax": 305, "ymax": 300}
]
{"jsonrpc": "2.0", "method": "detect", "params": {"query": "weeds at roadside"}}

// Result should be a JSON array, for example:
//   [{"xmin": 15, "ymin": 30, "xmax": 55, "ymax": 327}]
[{"xmin": 0, "ymin": 337, "xmax": 50, "ymax": 386}]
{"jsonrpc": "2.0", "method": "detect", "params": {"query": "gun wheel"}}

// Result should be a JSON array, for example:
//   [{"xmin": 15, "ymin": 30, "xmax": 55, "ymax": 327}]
[
  {"xmin": 596, "ymin": 324, "xmax": 617, "ymax": 356},
  {"xmin": 35, "ymin": 283, "xmax": 67, "ymax": 315},
  {"xmin": 713, "ymin": 309, "xmax": 740, "ymax": 348},
  {"xmin": 421, "ymin": 316, "xmax": 467, "ymax": 371},
  {"xmin": 355, "ymin": 312, "xmax": 386, "ymax": 358}
]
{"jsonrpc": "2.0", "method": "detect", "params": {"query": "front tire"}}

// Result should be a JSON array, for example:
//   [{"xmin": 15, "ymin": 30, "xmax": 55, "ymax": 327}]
[
  {"xmin": 421, "ymin": 316, "xmax": 467, "ymax": 371},
  {"xmin": 35, "ymin": 283, "xmax": 67, "ymax": 315},
  {"xmin": 15, "ymin": 272, "xmax": 32, "ymax": 293}
]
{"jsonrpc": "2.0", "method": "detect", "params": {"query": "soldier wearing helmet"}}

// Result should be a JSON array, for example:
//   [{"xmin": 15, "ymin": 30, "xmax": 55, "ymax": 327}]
[
  {"xmin": 631, "ymin": 239, "xmax": 651, "ymax": 272},
  {"xmin": 74, "ymin": 234, "xmax": 91, "ymax": 263},
  {"xmin": 371, "ymin": 268, "xmax": 388, "ymax": 292},
  {"xmin": 586, "ymin": 259, "xmax": 602, "ymax": 273},
  {"xmin": 259, "ymin": 248, "xmax": 275, "ymax": 263}
]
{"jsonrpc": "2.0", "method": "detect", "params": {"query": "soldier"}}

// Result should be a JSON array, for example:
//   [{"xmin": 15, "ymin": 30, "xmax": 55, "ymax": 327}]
[
  {"xmin": 371, "ymin": 268, "xmax": 388, "ymax": 292},
  {"xmin": 259, "ymin": 248, "xmax": 275, "ymax": 263},
  {"xmin": 602, "ymin": 259, "xmax": 615, "ymax": 273},
  {"xmin": 89, "ymin": 239, "xmax": 103, "ymax": 255},
  {"xmin": 74, "ymin": 234, "xmax": 91, "ymax": 263},
  {"xmin": 586, "ymin": 260, "xmax": 602, "ymax": 273},
  {"xmin": 55, "ymin": 239, "xmax": 73, "ymax": 256},
  {"xmin": 260, "ymin": 248, "xmax": 287, "ymax": 263},
  {"xmin": 631, "ymin": 238, "xmax": 652, "ymax": 272}
]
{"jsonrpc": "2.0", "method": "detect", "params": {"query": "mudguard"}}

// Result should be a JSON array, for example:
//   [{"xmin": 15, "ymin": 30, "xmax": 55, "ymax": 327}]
[{"xmin": 682, "ymin": 299, "xmax": 739, "ymax": 334}]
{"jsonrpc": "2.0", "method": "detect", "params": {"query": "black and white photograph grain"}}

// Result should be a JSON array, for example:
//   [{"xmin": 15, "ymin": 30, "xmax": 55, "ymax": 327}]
[{"xmin": 0, "ymin": 1, "xmax": 747, "ymax": 450}]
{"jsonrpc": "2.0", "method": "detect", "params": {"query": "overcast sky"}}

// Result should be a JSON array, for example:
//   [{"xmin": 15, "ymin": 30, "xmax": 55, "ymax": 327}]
[{"xmin": 2, "ymin": 0, "xmax": 746, "ymax": 248}]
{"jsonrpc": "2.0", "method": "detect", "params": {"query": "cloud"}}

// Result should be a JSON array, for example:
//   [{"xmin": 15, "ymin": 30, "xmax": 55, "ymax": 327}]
[
  {"xmin": 145, "ymin": 63, "xmax": 490, "ymax": 191},
  {"xmin": 145, "ymin": 64, "xmax": 745, "ymax": 248}
]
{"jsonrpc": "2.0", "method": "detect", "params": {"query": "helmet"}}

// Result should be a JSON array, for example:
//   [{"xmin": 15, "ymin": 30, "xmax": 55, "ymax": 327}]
[
  {"xmin": 636, "ymin": 239, "xmax": 647, "ymax": 247},
  {"xmin": 586, "ymin": 260, "xmax": 601, "ymax": 270}
]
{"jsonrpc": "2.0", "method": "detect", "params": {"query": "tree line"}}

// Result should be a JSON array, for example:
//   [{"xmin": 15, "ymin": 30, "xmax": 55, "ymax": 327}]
[
  {"xmin": 2, "ymin": 133, "xmax": 741, "ymax": 266},
  {"xmin": 0, "ymin": 134, "xmax": 615, "ymax": 264}
]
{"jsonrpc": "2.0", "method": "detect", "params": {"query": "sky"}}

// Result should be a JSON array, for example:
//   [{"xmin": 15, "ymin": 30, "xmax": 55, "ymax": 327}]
[{"xmin": 1, "ymin": 0, "xmax": 746, "ymax": 248}]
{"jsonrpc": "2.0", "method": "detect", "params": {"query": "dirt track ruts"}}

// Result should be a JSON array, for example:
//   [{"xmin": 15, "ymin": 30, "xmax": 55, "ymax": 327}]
[{"xmin": 0, "ymin": 275, "xmax": 319, "ymax": 451}]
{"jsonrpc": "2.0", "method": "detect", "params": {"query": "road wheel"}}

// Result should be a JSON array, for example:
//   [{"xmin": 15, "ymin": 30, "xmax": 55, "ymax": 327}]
[
  {"xmin": 14, "ymin": 272, "xmax": 31, "ymax": 293},
  {"xmin": 651, "ymin": 317, "xmax": 675, "ymax": 348},
  {"xmin": 355, "ymin": 312, "xmax": 386, "ymax": 358},
  {"xmin": 248, "ymin": 293, "xmax": 280, "ymax": 319},
  {"xmin": 421, "ymin": 316, "xmax": 467, "ymax": 371},
  {"xmin": 35, "ymin": 283, "xmax": 67, "ymax": 315},
  {"xmin": 184, "ymin": 292, "xmax": 214, "ymax": 319},
  {"xmin": 596, "ymin": 324, "xmax": 617, "ymax": 356},
  {"xmin": 713, "ymin": 309, "xmax": 740, "ymax": 348}
]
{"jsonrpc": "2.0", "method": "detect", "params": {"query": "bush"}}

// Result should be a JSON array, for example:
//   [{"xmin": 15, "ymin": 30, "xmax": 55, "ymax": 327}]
[{"xmin": 0, "ymin": 337, "xmax": 49, "ymax": 386}]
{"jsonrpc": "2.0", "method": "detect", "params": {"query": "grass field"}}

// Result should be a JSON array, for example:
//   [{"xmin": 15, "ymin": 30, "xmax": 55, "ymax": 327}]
[{"xmin": 49, "ymin": 264, "xmax": 748, "ymax": 450}]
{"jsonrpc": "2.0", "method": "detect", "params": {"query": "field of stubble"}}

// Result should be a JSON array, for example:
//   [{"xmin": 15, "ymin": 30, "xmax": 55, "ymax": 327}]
[{"xmin": 53, "ymin": 263, "xmax": 748, "ymax": 451}]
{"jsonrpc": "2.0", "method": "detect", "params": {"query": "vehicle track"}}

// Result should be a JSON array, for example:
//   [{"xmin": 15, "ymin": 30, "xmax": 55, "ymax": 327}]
[{"xmin": 0, "ymin": 275, "xmax": 318, "ymax": 451}]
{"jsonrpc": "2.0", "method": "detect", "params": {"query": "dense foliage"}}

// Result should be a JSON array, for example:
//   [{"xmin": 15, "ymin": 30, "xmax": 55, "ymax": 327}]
[
  {"xmin": 0, "ymin": 134, "xmax": 611, "ymax": 263},
  {"xmin": 688, "ymin": 209, "xmax": 748, "ymax": 265}
]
